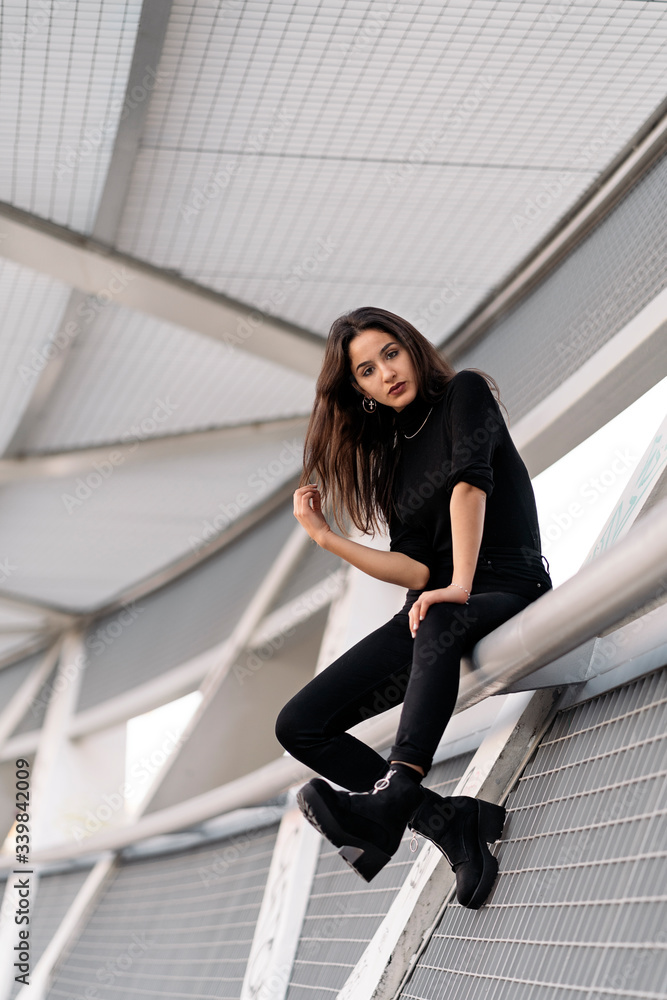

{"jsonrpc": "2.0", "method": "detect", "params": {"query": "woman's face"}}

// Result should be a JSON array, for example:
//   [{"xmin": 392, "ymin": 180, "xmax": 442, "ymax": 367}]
[{"xmin": 348, "ymin": 329, "xmax": 418, "ymax": 412}]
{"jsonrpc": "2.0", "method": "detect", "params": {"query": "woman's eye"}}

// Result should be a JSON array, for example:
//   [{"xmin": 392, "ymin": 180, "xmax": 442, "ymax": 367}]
[
  {"xmin": 362, "ymin": 367, "xmax": 373, "ymax": 377},
  {"xmin": 386, "ymin": 350, "xmax": 399, "ymax": 359}
]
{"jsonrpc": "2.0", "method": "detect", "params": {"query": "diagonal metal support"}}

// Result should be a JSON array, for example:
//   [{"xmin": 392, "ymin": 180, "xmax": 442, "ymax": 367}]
[{"xmin": 3, "ymin": 0, "xmax": 175, "ymax": 459}]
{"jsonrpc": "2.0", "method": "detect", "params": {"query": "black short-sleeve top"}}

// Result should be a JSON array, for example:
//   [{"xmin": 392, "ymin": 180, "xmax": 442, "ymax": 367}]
[{"xmin": 388, "ymin": 370, "xmax": 552, "ymax": 600}]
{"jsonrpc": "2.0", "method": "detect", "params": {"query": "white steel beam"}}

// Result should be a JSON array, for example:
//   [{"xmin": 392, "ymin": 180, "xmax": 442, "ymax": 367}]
[
  {"xmin": 2, "ymin": 0, "xmax": 175, "ymax": 459},
  {"xmin": 0, "ymin": 643, "xmax": 60, "ymax": 751},
  {"xmin": 137, "ymin": 525, "xmax": 313, "ymax": 814},
  {"xmin": 0, "ymin": 416, "xmax": 308, "ymax": 484},
  {"xmin": 0, "ymin": 202, "xmax": 325, "ymax": 377}
]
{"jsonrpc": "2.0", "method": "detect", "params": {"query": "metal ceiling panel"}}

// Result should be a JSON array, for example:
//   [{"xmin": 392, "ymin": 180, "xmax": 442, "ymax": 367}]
[
  {"xmin": 46, "ymin": 824, "xmax": 280, "ymax": 1000},
  {"xmin": 0, "ymin": 428, "xmax": 304, "ymax": 610},
  {"xmin": 20, "ymin": 305, "xmax": 314, "ymax": 454},
  {"xmin": 76, "ymin": 501, "xmax": 295, "ymax": 712},
  {"xmin": 456, "ymin": 148, "xmax": 667, "ymax": 421},
  {"xmin": 116, "ymin": 0, "xmax": 667, "ymax": 339},
  {"xmin": 0, "ymin": 0, "xmax": 142, "ymax": 233}
]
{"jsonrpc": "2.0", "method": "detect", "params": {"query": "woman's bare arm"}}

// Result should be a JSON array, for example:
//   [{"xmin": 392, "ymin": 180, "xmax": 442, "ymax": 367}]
[
  {"xmin": 408, "ymin": 481, "xmax": 487, "ymax": 636},
  {"xmin": 293, "ymin": 484, "xmax": 430, "ymax": 590}
]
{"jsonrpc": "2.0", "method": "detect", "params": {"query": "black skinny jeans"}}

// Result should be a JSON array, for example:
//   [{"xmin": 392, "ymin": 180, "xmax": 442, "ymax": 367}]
[{"xmin": 275, "ymin": 587, "xmax": 532, "ymax": 792}]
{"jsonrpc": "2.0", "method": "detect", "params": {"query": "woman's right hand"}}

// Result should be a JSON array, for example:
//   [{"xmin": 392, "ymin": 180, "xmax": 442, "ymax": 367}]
[{"xmin": 293, "ymin": 484, "xmax": 332, "ymax": 546}]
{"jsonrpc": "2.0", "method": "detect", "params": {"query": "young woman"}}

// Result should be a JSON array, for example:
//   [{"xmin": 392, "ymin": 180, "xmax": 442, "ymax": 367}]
[{"xmin": 275, "ymin": 307, "xmax": 551, "ymax": 908}]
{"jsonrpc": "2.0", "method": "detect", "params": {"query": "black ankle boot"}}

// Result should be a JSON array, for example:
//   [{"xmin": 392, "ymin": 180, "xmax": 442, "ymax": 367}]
[
  {"xmin": 296, "ymin": 764, "xmax": 425, "ymax": 882},
  {"xmin": 409, "ymin": 787, "xmax": 506, "ymax": 908}
]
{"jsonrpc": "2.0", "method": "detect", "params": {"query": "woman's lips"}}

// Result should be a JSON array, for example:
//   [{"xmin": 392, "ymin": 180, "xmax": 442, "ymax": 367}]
[{"xmin": 389, "ymin": 382, "xmax": 406, "ymax": 396}]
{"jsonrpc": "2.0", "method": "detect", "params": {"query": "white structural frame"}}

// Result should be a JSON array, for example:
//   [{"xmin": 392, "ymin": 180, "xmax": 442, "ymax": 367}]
[
  {"xmin": 0, "ymin": 201, "xmax": 325, "ymax": 378},
  {"xmin": 3, "ymin": 0, "xmax": 175, "ymax": 460},
  {"xmin": 2, "ymin": 493, "xmax": 663, "ymax": 871}
]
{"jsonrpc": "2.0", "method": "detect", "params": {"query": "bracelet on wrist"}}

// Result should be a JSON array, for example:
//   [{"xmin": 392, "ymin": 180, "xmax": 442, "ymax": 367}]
[{"xmin": 450, "ymin": 582, "xmax": 471, "ymax": 601}]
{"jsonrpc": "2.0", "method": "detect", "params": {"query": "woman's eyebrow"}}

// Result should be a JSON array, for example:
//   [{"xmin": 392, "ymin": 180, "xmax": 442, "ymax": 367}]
[{"xmin": 355, "ymin": 342, "xmax": 398, "ymax": 372}]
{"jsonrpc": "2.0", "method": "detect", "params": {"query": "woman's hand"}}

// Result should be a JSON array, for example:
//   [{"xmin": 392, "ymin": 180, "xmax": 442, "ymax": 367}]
[
  {"xmin": 293, "ymin": 484, "xmax": 332, "ymax": 546},
  {"xmin": 409, "ymin": 585, "xmax": 469, "ymax": 638}
]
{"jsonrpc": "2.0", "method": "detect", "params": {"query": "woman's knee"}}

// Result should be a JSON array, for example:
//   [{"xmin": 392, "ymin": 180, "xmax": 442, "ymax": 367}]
[{"xmin": 275, "ymin": 694, "xmax": 309, "ymax": 753}]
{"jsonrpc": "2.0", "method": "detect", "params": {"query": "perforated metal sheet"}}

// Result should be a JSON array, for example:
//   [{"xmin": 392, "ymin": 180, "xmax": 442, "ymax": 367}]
[
  {"xmin": 0, "ymin": 0, "xmax": 142, "ymax": 232},
  {"xmin": 75, "ymin": 501, "xmax": 296, "ymax": 712},
  {"xmin": 0, "ymin": 428, "xmax": 303, "ymax": 611},
  {"xmin": 20, "ymin": 305, "xmax": 314, "ymax": 454},
  {"xmin": 455, "ymin": 148, "xmax": 667, "ymax": 421},
  {"xmin": 285, "ymin": 752, "xmax": 475, "ymax": 999},
  {"xmin": 46, "ymin": 825, "xmax": 280, "ymax": 1000},
  {"xmin": 116, "ymin": 0, "xmax": 667, "ymax": 339},
  {"xmin": 400, "ymin": 667, "xmax": 667, "ymax": 1000}
]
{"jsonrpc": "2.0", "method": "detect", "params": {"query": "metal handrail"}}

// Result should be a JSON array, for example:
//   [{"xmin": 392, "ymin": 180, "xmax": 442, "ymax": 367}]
[{"xmin": 3, "ymin": 496, "xmax": 666, "ymax": 869}]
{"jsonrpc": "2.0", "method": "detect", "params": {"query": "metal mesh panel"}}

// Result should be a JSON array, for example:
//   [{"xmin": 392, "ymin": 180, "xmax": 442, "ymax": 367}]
[
  {"xmin": 285, "ymin": 752, "xmax": 475, "ymax": 999},
  {"xmin": 0, "ymin": 0, "xmax": 142, "ymax": 232},
  {"xmin": 46, "ymin": 825, "xmax": 279, "ymax": 1000},
  {"xmin": 400, "ymin": 666, "xmax": 667, "ymax": 1000},
  {"xmin": 8, "ymin": 866, "xmax": 93, "ymax": 1000},
  {"xmin": 455, "ymin": 148, "xmax": 667, "ymax": 421},
  {"xmin": 115, "ymin": 0, "xmax": 667, "ymax": 339},
  {"xmin": 76, "ymin": 501, "xmax": 295, "ymax": 712},
  {"xmin": 21, "ymin": 305, "xmax": 314, "ymax": 454}
]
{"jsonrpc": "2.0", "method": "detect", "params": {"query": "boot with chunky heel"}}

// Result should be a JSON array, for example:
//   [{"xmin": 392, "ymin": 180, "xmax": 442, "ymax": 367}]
[
  {"xmin": 409, "ymin": 788, "xmax": 506, "ymax": 908},
  {"xmin": 296, "ymin": 764, "xmax": 425, "ymax": 882}
]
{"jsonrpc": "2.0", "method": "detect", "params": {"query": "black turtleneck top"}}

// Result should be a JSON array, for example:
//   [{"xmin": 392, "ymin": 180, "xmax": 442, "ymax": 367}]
[{"xmin": 389, "ymin": 370, "xmax": 552, "ymax": 600}]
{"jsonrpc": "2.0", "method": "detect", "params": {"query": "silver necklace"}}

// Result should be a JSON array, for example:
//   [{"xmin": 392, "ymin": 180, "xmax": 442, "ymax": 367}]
[{"xmin": 402, "ymin": 407, "xmax": 433, "ymax": 439}]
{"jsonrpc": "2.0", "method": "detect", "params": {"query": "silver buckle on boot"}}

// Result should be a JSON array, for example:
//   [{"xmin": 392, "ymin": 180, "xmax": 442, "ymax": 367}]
[{"xmin": 371, "ymin": 768, "xmax": 396, "ymax": 794}]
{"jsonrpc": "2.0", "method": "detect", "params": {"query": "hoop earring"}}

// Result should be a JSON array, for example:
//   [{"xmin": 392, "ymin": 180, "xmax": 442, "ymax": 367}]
[{"xmin": 362, "ymin": 396, "xmax": 377, "ymax": 413}]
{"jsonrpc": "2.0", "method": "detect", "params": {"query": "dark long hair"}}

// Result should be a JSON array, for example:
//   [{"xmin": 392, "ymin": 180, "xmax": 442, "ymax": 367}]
[{"xmin": 301, "ymin": 307, "xmax": 501, "ymax": 535}]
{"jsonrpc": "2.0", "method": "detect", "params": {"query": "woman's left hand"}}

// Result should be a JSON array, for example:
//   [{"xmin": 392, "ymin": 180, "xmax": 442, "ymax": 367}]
[{"xmin": 409, "ymin": 586, "xmax": 469, "ymax": 637}]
